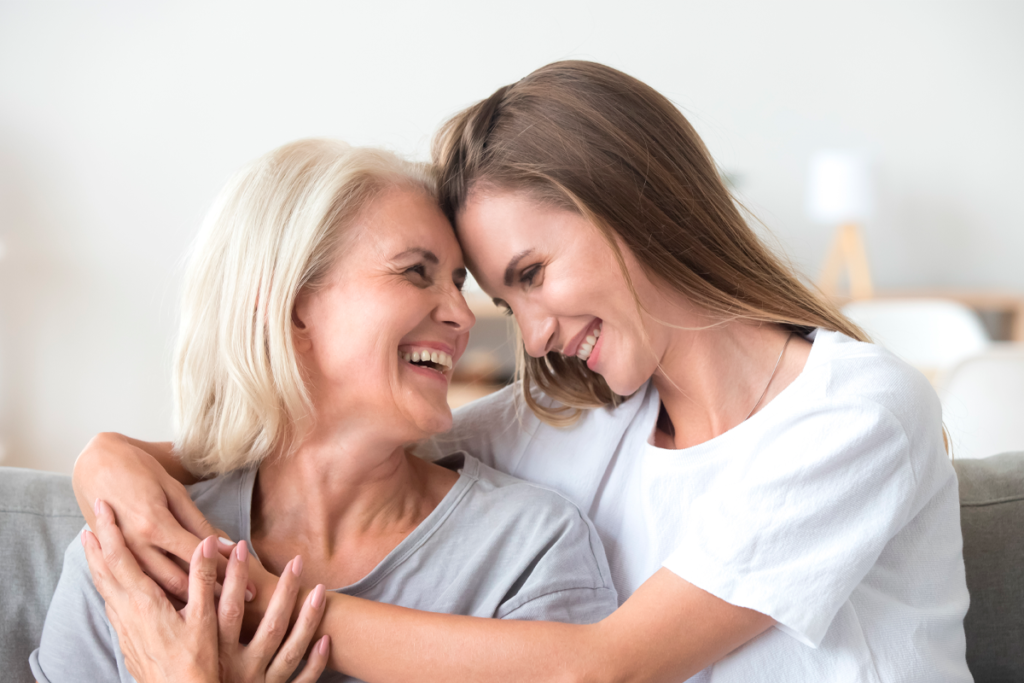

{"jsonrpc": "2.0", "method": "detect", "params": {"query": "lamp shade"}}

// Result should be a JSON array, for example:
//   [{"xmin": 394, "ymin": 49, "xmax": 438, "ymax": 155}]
[{"xmin": 806, "ymin": 151, "xmax": 872, "ymax": 224}]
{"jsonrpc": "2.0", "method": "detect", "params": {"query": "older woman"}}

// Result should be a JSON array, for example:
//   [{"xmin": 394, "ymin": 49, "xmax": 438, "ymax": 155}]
[{"xmin": 29, "ymin": 139, "xmax": 617, "ymax": 683}]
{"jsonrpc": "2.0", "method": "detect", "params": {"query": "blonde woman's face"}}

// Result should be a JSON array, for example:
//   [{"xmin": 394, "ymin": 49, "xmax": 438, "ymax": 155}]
[
  {"xmin": 458, "ymin": 190, "xmax": 674, "ymax": 398},
  {"xmin": 293, "ymin": 186, "xmax": 474, "ymax": 441}
]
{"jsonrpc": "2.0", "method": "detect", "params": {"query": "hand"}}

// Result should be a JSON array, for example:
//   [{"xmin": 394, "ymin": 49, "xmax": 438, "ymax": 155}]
[
  {"xmin": 73, "ymin": 432, "xmax": 252, "ymax": 602},
  {"xmin": 83, "ymin": 500, "xmax": 220, "ymax": 683},
  {"xmin": 84, "ymin": 500, "xmax": 330, "ymax": 683},
  {"xmin": 218, "ymin": 542, "xmax": 330, "ymax": 683}
]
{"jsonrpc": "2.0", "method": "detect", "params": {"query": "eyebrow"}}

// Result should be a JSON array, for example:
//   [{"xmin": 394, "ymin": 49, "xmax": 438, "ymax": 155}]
[
  {"xmin": 393, "ymin": 248, "xmax": 439, "ymax": 264},
  {"xmin": 503, "ymin": 249, "xmax": 534, "ymax": 287}
]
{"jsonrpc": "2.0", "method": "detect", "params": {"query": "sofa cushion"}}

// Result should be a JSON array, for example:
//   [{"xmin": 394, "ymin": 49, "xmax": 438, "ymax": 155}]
[
  {"xmin": 954, "ymin": 452, "xmax": 1024, "ymax": 683},
  {"xmin": 0, "ymin": 466, "xmax": 85, "ymax": 683}
]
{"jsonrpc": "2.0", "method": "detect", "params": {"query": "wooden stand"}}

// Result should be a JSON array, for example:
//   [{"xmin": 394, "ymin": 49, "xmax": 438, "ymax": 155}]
[{"xmin": 818, "ymin": 222, "xmax": 874, "ymax": 300}]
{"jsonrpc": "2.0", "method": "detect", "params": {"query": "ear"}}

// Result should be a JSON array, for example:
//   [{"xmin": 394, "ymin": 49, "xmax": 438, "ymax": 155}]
[{"xmin": 292, "ymin": 289, "xmax": 312, "ymax": 352}]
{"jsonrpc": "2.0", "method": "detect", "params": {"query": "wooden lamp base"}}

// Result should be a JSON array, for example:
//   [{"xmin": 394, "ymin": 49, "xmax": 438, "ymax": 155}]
[{"xmin": 818, "ymin": 222, "xmax": 874, "ymax": 300}]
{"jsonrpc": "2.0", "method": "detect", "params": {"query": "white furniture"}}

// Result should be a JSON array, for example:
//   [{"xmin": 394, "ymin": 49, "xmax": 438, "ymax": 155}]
[
  {"xmin": 937, "ymin": 345, "xmax": 1024, "ymax": 459},
  {"xmin": 842, "ymin": 299, "xmax": 991, "ymax": 379}
]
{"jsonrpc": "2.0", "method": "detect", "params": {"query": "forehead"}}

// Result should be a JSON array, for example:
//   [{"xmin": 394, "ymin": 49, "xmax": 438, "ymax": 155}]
[
  {"xmin": 343, "ymin": 185, "xmax": 463, "ymax": 265},
  {"xmin": 455, "ymin": 190, "xmax": 582, "ymax": 271}
]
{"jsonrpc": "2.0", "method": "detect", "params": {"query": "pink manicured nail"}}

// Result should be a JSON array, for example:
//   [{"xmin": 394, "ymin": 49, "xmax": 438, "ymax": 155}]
[
  {"xmin": 310, "ymin": 583, "xmax": 325, "ymax": 609},
  {"xmin": 235, "ymin": 540, "xmax": 248, "ymax": 562},
  {"xmin": 93, "ymin": 499, "xmax": 103, "ymax": 516},
  {"xmin": 80, "ymin": 530, "xmax": 87, "ymax": 546},
  {"xmin": 202, "ymin": 536, "xmax": 217, "ymax": 559},
  {"xmin": 246, "ymin": 582, "xmax": 256, "ymax": 601},
  {"xmin": 319, "ymin": 634, "xmax": 330, "ymax": 656},
  {"xmin": 245, "ymin": 589, "xmax": 254, "ymax": 601},
  {"xmin": 292, "ymin": 555, "xmax": 303, "ymax": 577}
]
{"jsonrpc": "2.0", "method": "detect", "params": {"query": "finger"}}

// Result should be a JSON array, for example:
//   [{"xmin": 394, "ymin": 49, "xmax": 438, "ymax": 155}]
[
  {"xmin": 185, "ymin": 535, "xmax": 219, "ymax": 634},
  {"xmin": 136, "ymin": 548, "xmax": 193, "ymax": 603},
  {"xmin": 91, "ymin": 500, "xmax": 162, "ymax": 599},
  {"xmin": 218, "ymin": 539, "xmax": 251, "ymax": 648},
  {"xmin": 215, "ymin": 536, "xmax": 258, "ymax": 602},
  {"xmin": 249, "ymin": 555, "xmax": 303, "ymax": 670},
  {"xmin": 265, "ymin": 584, "xmax": 327, "ymax": 683},
  {"xmin": 282, "ymin": 635, "xmax": 330, "ymax": 683},
  {"xmin": 82, "ymin": 529, "xmax": 125, "ymax": 608}
]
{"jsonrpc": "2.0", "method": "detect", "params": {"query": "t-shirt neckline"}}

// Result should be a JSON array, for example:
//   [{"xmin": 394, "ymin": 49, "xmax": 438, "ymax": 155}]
[
  {"xmin": 240, "ymin": 451, "xmax": 479, "ymax": 595},
  {"xmin": 645, "ymin": 328, "xmax": 826, "ymax": 455}
]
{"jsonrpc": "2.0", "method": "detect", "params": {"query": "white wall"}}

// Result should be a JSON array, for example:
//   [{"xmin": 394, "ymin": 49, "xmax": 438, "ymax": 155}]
[{"xmin": 1, "ymin": 0, "xmax": 1021, "ymax": 472}]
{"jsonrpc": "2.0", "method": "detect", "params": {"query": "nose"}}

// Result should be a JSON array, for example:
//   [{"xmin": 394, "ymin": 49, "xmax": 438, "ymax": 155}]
[
  {"xmin": 437, "ymin": 285, "xmax": 476, "ymax": 332},
  {"xmin": 517, "ymin": 306, "xmax": 557, "ymax": 358}
]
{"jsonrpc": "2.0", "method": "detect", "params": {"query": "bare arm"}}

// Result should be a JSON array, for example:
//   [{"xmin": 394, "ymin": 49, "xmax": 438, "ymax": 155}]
[
  {"xmin": 72, "ymin": 432, "xmax": 224, "ymax": 600},
  {"xmin": 285, "ymin": 567, "xmax": 773, "ymax": 683}
]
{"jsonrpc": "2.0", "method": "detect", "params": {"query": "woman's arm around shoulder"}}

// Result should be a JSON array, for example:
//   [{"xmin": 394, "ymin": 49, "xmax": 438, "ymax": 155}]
[
  {"xmin": 72, "ymin": 432, "xmax": 228, "ymax": 601},
  {"xmin": 316, "ymin": 567, "xmax": 773, "ymax": 683}
]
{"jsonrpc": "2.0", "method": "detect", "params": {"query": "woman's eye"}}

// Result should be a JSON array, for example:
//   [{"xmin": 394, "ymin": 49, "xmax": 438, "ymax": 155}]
[
  {"xmin": 405, "ymin": 264, "xmax": 427, "ymax": 279},
  {"xmin": 520, "ymin": 264, "xmax": 542, "ymax": 287}
]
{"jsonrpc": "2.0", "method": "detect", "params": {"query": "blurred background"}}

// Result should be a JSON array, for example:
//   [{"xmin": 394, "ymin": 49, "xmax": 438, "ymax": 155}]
[{"xmin": 1, "ymin": 1, "xmax": 1022, "ymax": 473}]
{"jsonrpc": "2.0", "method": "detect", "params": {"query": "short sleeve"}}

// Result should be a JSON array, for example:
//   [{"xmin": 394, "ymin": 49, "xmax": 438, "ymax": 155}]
[
  {"xmin": 29, "ymin": 532, "xmax": 128, "ymax": 683},
  {"xmin": 493, "ymin": 489, "xmax": 618, "ymax": 624},
  {"xmin": 661, "ymin": 400, "xmax": 917, "ymax": 647}
]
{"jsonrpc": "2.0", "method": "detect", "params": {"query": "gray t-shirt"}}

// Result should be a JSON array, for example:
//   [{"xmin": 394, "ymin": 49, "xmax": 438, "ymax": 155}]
[{"xmin": 30, "ymin": 453, "xmax": 617, "ymax": 682}]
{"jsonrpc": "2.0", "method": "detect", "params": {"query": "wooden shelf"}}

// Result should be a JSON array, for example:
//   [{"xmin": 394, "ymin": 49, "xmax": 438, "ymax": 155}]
[{"xmin": 836, "ymin": 289, "xmax": 1024, "ymax": 341}]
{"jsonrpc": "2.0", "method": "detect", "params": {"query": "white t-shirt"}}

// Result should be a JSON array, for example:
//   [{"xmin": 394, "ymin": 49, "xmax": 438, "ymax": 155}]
[{"xmin": 423, "ymin": 329, "xmax": 972, "ymax": 682}]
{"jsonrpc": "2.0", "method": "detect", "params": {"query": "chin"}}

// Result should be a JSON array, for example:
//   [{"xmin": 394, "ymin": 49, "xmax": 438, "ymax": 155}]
[
  {"xmin": 598, "ymin": 363, "xmax": 655, "ymax": 398},
  {"xmin": 411, "ymin": 403, "xmax": 453, "ymax": 438}
]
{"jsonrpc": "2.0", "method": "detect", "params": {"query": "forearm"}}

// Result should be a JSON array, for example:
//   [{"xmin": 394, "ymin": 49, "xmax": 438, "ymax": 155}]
[
  {"xmin": 73, "ymin": 432, "xmax": 194, "ymax": 525},
  {"xmin": 295, "ymin": 569, "xmax": 773, "ymax": 683},
  {"xmin": 318, "ymin": 594, "xmax": 606, "ymax": 683}
]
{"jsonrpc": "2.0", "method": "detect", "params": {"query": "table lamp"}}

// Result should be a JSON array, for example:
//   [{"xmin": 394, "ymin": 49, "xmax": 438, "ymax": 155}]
[{"xmin": 807, "ymin": 151, "xmax": 874, "ymax": 300}]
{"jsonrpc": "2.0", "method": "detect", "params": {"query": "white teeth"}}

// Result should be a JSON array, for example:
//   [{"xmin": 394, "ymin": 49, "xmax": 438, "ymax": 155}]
[
  {"xmin": 399, "ymin": 348, "xmax": 453, "ymax": 370},
  {"xmin": 575, "ymin": 322, "xmax": 602, "ymax": 361}
]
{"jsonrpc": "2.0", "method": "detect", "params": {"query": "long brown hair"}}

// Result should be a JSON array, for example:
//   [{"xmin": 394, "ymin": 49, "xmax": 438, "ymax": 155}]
[{"xmin": 433, "ymin": 61, "xmax": 865, "ymax": 425}]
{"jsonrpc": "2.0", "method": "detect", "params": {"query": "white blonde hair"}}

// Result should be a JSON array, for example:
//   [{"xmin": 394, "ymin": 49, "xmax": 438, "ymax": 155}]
[{"xmin": 174, "ymin": 138, "xmax": 436, "ymax": 477}]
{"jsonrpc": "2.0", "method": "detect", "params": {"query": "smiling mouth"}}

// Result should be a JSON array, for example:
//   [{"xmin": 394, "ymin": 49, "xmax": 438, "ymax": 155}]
[
  {"xmin": 400, "ymin": 348, "xmax": 454, "ymax": 374},
  {"xmin": 575, "ymin": 321, "xmax": 602, "ymax": 362}
]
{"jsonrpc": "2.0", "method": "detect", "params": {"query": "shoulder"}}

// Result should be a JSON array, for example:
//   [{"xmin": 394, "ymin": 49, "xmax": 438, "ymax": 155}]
[
  {"xmin": 33, "ymin": 531, "xmax": 124, "ymax": 682},
  {"xmin": 423, "ymin": 381, "xmax": 657, "ymax": 475},
  {"xmin": 460, "ymin": 453, "xmax": 603, "ymax": 537},
  {"xmin": 456, "ymin": 453, "xmax": 614, "ymax": 584},
  {"xmin": 184, "ymin": 468, "xmax": 251, "ymax": 542},
  {"xmin": 795, "ymin": 330, "xmax": 943, "ymax": 452}
]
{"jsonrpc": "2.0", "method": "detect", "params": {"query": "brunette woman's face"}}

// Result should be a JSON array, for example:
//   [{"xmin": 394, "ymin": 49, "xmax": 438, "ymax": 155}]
[
  {"xmin": 294, "ymin": 186, "xmax": 474, "ymax": 441},
  {"xmin": 457, "ymin": 189, "xmax": 675, "ymax": 397}
]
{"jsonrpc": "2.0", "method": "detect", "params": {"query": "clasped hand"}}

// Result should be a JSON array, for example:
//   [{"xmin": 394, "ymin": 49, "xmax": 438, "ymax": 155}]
[{"xmin": 83, "ymin": 499, "xmax": 330, "ymax": 683}]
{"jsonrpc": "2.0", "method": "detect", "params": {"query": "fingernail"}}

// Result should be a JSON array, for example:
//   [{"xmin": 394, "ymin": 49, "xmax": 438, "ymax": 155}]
[
  {"xmin": 93, "ymin": 499, "xmax": 103, "ymax": 516},
  {"xmin": 218, "ymin": 536, "xmax": 234, "ymax": 546},
  {"xmin": 202, "ymin": 536, "xmax": 217, "ymax": 559},
  {"xmin": 319, "ymin": 634, "xmax": 330, "ymax": 656},
  {"xmin": 246, "ymin": 581, "xmax": 257, "ymax": 601},
  {"xmin": 235, "ymin": 540, "xmax": 248, "ymax": 562},
  {"xmin": 80, "ymin": 529, "xmax": 87, "ymax": 546},
  {"xmin": 311, "ymin": 583, "xmax": 325, "ymax": 609},
  {"xmin": 245, "ymin": 589, "xmax": 254, "ymax": 601},
  {"xmin": 292, "ymin": 555, "xmax": 303, "ymax": 577}
]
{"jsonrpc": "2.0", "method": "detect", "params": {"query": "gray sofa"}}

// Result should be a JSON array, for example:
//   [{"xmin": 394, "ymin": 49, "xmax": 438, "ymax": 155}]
[{"xmin": 2, "ymin": 454, "xmax": 1022, "ymax": 682}]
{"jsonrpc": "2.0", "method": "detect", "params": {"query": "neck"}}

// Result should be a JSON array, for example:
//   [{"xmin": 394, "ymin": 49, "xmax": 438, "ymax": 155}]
[
  {"xmin": 251, "ymin": 422, "xmax": 455, "ymax": 580},
  {"xmin": 651, "ymin": 319, "xmax": 808, "ymax": 449}
]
